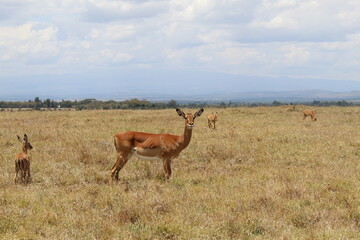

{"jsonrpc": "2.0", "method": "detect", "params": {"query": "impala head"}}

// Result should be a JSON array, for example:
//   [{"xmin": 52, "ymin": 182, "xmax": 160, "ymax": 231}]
[
  {"xmin": 176, "ymin": 108, "xmax": 204, "ymax": 128},
  {"xmin": 17, "ymin": 134, "xmax": 33, "ymax": 151},
  {"xmin": 214, "ymin": 112, "xmax": 218, "ymax": 120}
]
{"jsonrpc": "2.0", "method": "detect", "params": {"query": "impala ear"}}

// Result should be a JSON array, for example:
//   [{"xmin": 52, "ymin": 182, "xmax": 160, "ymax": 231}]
[
  {"xmin": 194, "ymin": 108, "xmax": 204, "ymax": 118},
  {"xmin": 24, "ymin": 134, "xmax": 28, "ymax": 142},
  {"xmin": 17, "ymin": 135, "xmax": 22, "ymax": 142},
  {"xmin": 176, "ymin": 108, "xmax": 186, "ymax": 119}
]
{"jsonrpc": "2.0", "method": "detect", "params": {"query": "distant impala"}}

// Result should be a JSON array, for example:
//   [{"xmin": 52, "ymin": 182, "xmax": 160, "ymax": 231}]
[
  {"xmin": 207, "ymin": 113, "xmax": 218, "ymax": 129},
  {"xmin": 14, "ymin": 134, "xmax": 33, "ymax": 184},
  {"xmin": 303, "ymin": 110, "xmax": 317, "ymax": 121},
  {"xmin": 109, "ymin": 108, "xmax": 204, "ymax": 183}
]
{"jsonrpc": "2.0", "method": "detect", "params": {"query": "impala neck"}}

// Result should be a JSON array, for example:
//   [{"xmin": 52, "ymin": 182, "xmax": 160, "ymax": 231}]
[
  {"xmin": 180, "ymin": 124, "xmax": 193, "ymax": 149},
  {"xmin": 22, "ymin": 145, "xmax": 28, "ymax": 154}
]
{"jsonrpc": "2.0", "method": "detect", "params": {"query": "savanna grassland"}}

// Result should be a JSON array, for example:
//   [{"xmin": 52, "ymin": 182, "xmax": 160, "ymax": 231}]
[{"xmin": 1, "ymin": 107, "xmax": 360, "ymax": 240}]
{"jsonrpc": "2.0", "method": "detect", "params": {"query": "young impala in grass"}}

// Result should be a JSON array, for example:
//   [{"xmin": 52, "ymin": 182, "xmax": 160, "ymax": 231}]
[
  {"xmin": 109, "ymin": 108, "xmax": 204, "ymax": 183},
  {"xmin": 14, "ymin": 134, "xmax": 33, "ymax": 184},
  {"xmin": 303, "ymin": 110, "xmax": 317, "ymax": 121},
  {"xmin": 207, "ymin": 113, "xmax": 218, "ymax": 129}
]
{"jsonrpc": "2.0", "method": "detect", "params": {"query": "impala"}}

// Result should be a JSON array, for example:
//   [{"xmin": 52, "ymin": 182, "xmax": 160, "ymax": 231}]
[
  {"xmin": 303, "ymin": 110, "xmax": 317, "ymax": 121},
  {"xmin": 109, "ymin": 108, "xmax": 204, "ymax": 183},
  {"xmin": 14, "ymin": 134, "xmax": 33, "ymax": 184},
  {"xmin": 207, "ymin": 113, "xmax": 218, "ymax": 129}
]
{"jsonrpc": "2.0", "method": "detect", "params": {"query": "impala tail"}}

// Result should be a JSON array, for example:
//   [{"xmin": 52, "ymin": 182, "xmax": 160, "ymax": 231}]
[{"xmin": 114, "ymin": 135, "xmax": 120, "ymax": 151}]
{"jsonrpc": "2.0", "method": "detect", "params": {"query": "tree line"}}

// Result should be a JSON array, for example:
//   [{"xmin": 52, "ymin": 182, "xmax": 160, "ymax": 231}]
[
  {"xmin": 0, "ymin": 98, "xmax": 198, "ymax": 110},
  {"xmin": 0, "ymin": 97, "xmax": 357, "ymax": 111}
]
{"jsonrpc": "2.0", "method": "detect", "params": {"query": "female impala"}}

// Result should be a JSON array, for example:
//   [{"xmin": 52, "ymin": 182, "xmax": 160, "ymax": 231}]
[
  {"xmin": 14, "ymin": 134, "xmax": 33, "ymax": 184},
  {"xmin": 109, "ymin": 108, "xmax": 204, "ymax": 183}
]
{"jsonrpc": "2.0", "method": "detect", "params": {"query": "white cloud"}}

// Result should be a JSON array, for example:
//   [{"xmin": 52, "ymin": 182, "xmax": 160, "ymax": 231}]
[
  {"xmin": 81, "ymin": 0, "xmax": 168, "ymax": 22},
  {"xmin": 281, "ymin": 45, "xmax": 310, "ymax": 65},
  {"xmin": 0, "ymin": 23, "xmax": 38, "ymax": 41},
  {"xmin": 1, "ymin": 0, "xmax": 360, "ymax": 82},
  {"xmin": 220, "ymin": 47, "xmax": 265, "ymax": 65},
  {"xmin": 89, "ymin": 24, "xmax": 135, "ymax": 41},
  {"xmin": 100, "ymin": 49, "xmax": 133, "ymax": 62},
  {"xmin": 171, "ymin": 0, "xmax": 216, "ymax": 21},
  {"xmin": 0, "ymin": 23, "xmax": 58, "ymax": 62},
  {"xmin": 263, "ymin": 16, "xmax": 298, "ymax": 29}
]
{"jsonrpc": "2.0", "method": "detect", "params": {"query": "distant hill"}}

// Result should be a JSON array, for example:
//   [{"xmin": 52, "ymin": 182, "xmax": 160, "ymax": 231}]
[
  {"xmin": 184, "ymin": 90, "xmax": 360, "ymax": 103},
  {"xmin": 1, "ymin": 70, "xmax": 360, "ymax": 102},
  {"xmin": 106, "ymin": 90, "xmax": 360, "ymax": 103}
]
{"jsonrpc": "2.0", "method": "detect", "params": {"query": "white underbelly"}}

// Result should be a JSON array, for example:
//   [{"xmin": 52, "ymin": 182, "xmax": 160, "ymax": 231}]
[
  {"xmin": 132, "ymin": 147, "xmax": 162, "ymax": 161},
  {"xmin": 133, "ymin": 151, "xmax": 161, "ymax": 161}
]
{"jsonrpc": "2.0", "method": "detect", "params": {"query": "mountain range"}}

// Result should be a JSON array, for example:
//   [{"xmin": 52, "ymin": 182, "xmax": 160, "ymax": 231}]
[{"xmin": 1, "ymin": 70, "xmax": 360, "ymax": 103}]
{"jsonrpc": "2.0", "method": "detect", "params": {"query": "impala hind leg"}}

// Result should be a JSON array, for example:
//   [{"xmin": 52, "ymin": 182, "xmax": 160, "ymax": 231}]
[
  {"xmin": 26, "ymin": 163, "xmax": 32, "ymax": 183},
  {"xmin": 109, "ymin": 150, "xmax": 132, "ymax": 183},
  {"xmin": 14, "ymin": 165, "xmax": 19, "ymax": 184},
  {"xmin": 20, "ymin": 170, "xmax": 26, "ymax": 183},
  {"xmin": 14, "ymin": 160, "xmax": 18, "ymax": 183},
  {"xmin": 14, "ymin": 173, "xmax": 18, "ymax": 184}
]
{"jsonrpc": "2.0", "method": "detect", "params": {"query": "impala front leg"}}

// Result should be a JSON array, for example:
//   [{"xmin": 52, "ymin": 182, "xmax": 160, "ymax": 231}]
[{"xmin": 162, "ymin": 158, "xmax": 172, "ymax": 181}]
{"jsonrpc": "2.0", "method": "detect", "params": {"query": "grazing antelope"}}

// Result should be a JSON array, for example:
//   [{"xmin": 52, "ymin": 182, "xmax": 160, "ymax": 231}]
[
  {"xmin": 110, "ymin": 108, "xmax": 204, "ymax": 183},
  {"xmin": 207, "ymin": 113, "xmax": 218, "ymax": 129},
  {"xmin": 14, "ymin": 134, "xmax": 33, "ymax": 184},
  {"xmin": 303, "ymin": 110, "xmax": 317, "ymax": 121}
]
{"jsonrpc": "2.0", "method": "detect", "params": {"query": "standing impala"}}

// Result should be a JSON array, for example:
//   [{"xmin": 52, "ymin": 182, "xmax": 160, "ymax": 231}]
[
  {"xmin": 109, "ymin": 108, "xmax": 204, "ymax": 183},
  {"xmin": 14, "ymin": 134, "xmax": 33, "ymax": 184},
  {"xmin": 207, "ymin": 113, "xmax": 218, "ymax": 129}
]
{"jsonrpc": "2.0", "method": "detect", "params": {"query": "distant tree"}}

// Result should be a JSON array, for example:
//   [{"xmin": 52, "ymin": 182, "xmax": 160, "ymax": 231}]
[
  {"xmin": 337, "ymin": 100, "xmax": 351, "ymax": 106},
  {"xmin": 34, "ymin": 104, "xmax": 41, "ymax": 111},
  {"xmin": 34, "ymin": 97, "xmax": 40, "ymax": 103},
  {"xmin": 272, "ymin": 100, "xmax": 282, "ymax": 106},
  {"xmin": 45, "ymin": 99, "xmax": 51, "ymax": 108},
  {"xmin": 167, "ymin": 100, "xmax": 178, "ymax": 108},
  {"xmin": 312, "ymin": 100, "xmax": 321, "ymax": 106},
  {"xmin": 219, "ymin": 102, "xmax": 227, "ymax": 108},
  {"xmin": 60, "ymin": 100, "xmax": 73, "ymax": 108}
]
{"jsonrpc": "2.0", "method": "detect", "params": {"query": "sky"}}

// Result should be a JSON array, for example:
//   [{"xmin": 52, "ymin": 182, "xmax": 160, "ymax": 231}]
[{"xmin": 1, "ymin": 0, "xmax": 360, "ymax": 100}]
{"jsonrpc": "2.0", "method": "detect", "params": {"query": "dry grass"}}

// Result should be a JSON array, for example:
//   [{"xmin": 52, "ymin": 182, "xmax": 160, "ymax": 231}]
[{"xmin": 1, "ymin": 107, "xmax": 360, "ymax": 239}]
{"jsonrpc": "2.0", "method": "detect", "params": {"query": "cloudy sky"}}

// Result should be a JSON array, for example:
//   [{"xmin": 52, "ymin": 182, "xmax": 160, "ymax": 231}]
[{"xmin": 1, "ymin": 0, "xmax": 360, "ymax": 100}]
